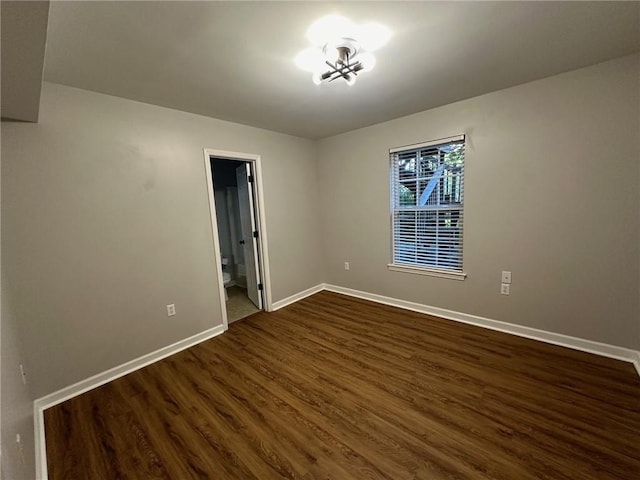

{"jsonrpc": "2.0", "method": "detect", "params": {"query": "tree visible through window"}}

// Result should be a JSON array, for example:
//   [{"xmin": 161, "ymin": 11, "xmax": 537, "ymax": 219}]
[{"xmin": 390, "ymin": 135, "xmax": 465, "ymax": 272}]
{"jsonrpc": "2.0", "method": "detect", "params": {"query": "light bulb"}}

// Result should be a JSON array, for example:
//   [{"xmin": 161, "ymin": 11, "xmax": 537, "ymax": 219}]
[
  {"xmin": 346, "ymin": 75, "xmax": 356, "ymax": 87},
  {"xmin": 295, "ymin": 48, "xmax": 325, "ymax": 72},
  {"xmin": 312, "ymin": 72, "xmax": 322, "ymax": 85},
  {"xmin": 306, "ymin": 15, "xmax": 355, "ymax": 46},
  {"xmin": 356, "ymin": 22, "xmax": 391, "ymax": 51},
  {"xmin": 358, "ymin": 52, "xmax": 376, "ymax": 72}
]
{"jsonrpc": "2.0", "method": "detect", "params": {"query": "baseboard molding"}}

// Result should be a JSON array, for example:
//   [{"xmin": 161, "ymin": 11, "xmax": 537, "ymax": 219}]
[
  {"xmin": 632, "ymin": 350, "xmax": 640, "ymax": 377},
  {"xmin": 324, "ymin": 284, "xmax": 640, "ymax": 375},
  {"xmin": 271, "ymin": 284, "xmax": 325, "ymax": 311},
  {"xmin": 33, "ymin": 323, "xmax": 225, "ymax": 480}
]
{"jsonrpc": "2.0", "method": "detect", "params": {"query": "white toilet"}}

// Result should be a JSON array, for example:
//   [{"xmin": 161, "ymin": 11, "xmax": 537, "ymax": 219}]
[{"xmin": 221, "ymin": 257, "xmax": 231, "ymax": 300}]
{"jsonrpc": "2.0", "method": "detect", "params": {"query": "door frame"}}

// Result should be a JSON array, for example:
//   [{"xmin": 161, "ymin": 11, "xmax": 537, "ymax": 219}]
[{"xmin": 203, "ymin": 148, "xmax": 273, "ymax": 331}]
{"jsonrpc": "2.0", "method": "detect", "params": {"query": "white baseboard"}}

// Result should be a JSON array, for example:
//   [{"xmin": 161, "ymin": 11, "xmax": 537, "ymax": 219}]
[
  {"xmin": 271, "ymin": 284, "xmax": 325, "ymax": 311},
  {"xmin": 632, "ymin": 350, "xmax": 640, "ymax": 377},
  {"xmin": 33, "ymin": 324, "xmax": 225, "ymax": 480},
  {"xmin": 324, "ymin": 284, "xmax": 640, "ymax": 375}
]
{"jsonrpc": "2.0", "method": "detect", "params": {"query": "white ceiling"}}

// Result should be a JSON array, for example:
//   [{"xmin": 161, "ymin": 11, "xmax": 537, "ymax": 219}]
[{"xmin": 42, "ymin": 1, "xmax": 640, "ymax": 139}]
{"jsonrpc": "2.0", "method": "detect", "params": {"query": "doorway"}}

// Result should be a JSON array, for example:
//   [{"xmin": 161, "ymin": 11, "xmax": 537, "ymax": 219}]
[{"xmin": 203, "ymin": 149, "xmax": 271, "ymax": 328}]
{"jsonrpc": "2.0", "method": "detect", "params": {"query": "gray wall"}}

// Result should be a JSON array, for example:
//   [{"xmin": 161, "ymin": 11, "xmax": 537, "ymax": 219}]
[
  {"xmin": 1, "ymin": 151, "xmax": 36, "ymax": 480},
  {"xmin": 317, "ymin": 54, "xmax": 640, "ymax": 350},
  {"xmin": 1, "ymin": 289, "xmax": 36, "ymax": 480},
  {"xmin": 1, "ymin": 82, "xmax": 323, "ymax": 398}
]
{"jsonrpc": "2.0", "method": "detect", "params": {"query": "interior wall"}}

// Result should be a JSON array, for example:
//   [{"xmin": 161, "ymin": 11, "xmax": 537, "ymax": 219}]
[
  {"xmin": 0, "ymin": 290, "xmax": 36, "ymax": 480},
  {"xmin": 1, "ymin": 82, "xmax": 322, "ymax": 398},
  {"xmin": 317, "ymin": 54, "xmax": 640, "ymax": 350},
  {"xmin": 1, "ymin": 146, "xmax": 37, "ymax": 480}
]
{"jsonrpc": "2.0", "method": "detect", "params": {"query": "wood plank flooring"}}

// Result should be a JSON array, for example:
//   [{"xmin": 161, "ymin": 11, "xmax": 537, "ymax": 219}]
[{"xmin": 45, "ymin": 291, "xmax": 640, "ymax": 479}]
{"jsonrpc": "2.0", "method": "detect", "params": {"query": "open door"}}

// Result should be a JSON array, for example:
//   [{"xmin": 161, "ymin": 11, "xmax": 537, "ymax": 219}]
[{"xmin": 236, "ymin": 163, "xmax": 262, "ymax": 309}]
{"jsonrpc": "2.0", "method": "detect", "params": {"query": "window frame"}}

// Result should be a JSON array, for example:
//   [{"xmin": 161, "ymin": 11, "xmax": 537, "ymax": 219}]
[{"xmin": 388, "ymin": 134, "xmax": 467, "ymax": 281}]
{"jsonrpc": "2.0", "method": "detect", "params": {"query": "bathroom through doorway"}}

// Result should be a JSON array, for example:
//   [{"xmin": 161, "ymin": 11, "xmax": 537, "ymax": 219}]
[{"xmin": 204, "ymin": 150, "xmax": 269, "ymax": 327}]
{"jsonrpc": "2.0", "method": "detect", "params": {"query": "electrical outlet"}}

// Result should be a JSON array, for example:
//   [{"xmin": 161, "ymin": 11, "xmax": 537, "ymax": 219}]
[
  {"xmin": 500, "ymin": 283, "xmax": 510, "ymax": 295},
  {"xmin": 501, "ymin": 271, "xmax": 512, "ymax": 284},
  {"xmin": 166, "ymin": 304, "xmax": 176, "ymax": 316},
  {"xmin": 19, "ymin": 364, "xmax": 27, "ymax": 385},
  {"xmin": 344, "ymin": 262, "xmax": 350, "ymax": 271}
]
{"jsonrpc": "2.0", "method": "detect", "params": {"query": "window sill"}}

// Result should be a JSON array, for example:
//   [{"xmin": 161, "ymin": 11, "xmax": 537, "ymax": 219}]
[{"xmin": 387, "ymin": 264, "xmax": 467, "ymax": 281}]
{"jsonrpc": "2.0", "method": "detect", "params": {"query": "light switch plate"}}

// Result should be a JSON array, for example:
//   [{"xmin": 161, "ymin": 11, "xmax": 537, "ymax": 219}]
[{"xmin": 501, "ymin": 271, "xmax": 512, "ymax": 284}]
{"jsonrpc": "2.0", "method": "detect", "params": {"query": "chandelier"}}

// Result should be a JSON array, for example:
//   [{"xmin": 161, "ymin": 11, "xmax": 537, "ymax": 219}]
[{"xmin": 295, "ymin": 15, "xmax": 391, "ymax": 86}]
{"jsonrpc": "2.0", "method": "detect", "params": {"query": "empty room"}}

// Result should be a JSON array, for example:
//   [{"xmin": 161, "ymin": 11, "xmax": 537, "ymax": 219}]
[{"xmin": 1, "ymin": 1, "xmax": 639, "ymax": 479}]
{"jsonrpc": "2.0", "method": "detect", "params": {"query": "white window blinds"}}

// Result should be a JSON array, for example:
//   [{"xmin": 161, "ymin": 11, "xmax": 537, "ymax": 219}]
[{"xmin": 390, "ymin": 135, "xmax": 465, "ymax": 272}]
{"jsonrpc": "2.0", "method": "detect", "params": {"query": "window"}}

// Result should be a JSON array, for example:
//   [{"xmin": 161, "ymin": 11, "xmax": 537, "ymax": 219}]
[{"xmin": 389, "ymin": 135, "xmax": 466, "ymax": 279}]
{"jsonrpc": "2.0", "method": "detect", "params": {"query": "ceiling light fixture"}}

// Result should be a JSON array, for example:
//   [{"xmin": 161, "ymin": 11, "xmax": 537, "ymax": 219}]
[{"xmin": 295, "ymin": 15, "xmax": 390, "ymax": 86}]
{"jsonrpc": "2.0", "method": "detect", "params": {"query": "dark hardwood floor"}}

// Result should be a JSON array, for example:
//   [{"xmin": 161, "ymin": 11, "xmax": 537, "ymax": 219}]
[{"xmin": 45, "ymin": 291, "xmax": 640, "ymax": 479}]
